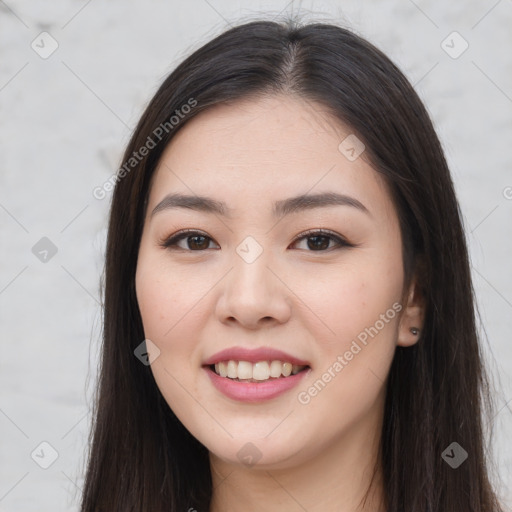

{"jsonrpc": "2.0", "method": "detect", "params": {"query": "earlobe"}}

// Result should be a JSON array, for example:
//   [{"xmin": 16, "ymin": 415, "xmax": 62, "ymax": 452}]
[{"xmin": 397, "ymin": 280, "xmax": 425, "ymax": 347}]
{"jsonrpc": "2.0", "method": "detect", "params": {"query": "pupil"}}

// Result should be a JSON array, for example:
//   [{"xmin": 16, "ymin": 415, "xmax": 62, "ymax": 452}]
[
  {"xmin": 188, "ymin": 235, "xmax": 330, "ymax": 251},
  {"xmin": 189, "ymin": 236, "xmax": 208, "ymax": 250},
  {"xmin": 308, "ymin": 235, "xmax": 329, "ymax": 250}
]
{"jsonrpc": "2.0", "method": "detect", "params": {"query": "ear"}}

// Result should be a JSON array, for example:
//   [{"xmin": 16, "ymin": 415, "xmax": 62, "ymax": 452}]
[{"xmin": 397, "ymin": 276, "xmax": 425, "ymax": 347}]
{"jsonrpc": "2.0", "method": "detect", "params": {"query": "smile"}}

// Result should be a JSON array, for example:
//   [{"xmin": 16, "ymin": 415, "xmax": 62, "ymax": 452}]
[
  {"xmin": 203, "ymin": 347, "xmax": 311, "ymax": 401},
  {"xmin": 204, "ymin": 363, "xmax": 311, "ymax": 403},
  {"xmin": 212, "ymin": 360, "xmax": 308, "ymax": 382}
]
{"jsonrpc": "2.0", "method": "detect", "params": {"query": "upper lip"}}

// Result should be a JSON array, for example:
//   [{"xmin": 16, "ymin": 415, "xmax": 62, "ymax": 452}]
[{"xmin": 203, "ymin": 347, "xmax": 310, "ymax": 367}]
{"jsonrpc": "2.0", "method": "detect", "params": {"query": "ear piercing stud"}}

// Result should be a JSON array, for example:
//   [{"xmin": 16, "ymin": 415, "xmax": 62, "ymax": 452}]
[{"xmin": 410, "ymin": 327, "xmax": 420, "ymax": 335}]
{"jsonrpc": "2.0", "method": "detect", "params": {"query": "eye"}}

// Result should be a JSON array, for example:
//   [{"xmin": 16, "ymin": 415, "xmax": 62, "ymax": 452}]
[
  {"xmin": 290, "ymin": 229, "xmax": 353, "ymax": 252},
  {"xmin": 160, "ymin": 228, "xmax": 352, "ymax": 253},
  {"xmin": 159, "ymin": 230, "xmax": 219, "ymax": 251}
]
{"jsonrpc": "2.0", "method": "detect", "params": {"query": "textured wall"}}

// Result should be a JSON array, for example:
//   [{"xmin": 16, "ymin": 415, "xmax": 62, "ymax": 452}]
[{"xmin": 0, "ymin": 1, "xmax": 511, "ymax": 510}]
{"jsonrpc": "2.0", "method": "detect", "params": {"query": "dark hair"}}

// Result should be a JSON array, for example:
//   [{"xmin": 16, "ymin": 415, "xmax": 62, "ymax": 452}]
[{"xmin": 80, "ymin": 16, "xmax": 504, "ymax": 512}]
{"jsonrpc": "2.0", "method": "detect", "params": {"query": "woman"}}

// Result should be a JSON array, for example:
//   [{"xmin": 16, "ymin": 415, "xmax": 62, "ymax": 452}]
[{"xmin": 81, "ymin": 17, "xmax": 504, "ymax": 511}]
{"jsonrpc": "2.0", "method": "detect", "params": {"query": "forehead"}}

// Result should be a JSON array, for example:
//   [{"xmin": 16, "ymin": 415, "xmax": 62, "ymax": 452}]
[
  {"xmin": 159, "ymin": 94, "xmax": 352, "ymax": 170},
  {"xmin": 149, "ymin": 94, "xmax": 392, "ymax": 219}
]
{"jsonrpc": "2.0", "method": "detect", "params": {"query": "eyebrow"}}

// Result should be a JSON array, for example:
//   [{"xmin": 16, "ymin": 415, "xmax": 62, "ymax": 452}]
[{"xmin": 150, "ymin": 191, "xmax": 371, "ymax": 219}]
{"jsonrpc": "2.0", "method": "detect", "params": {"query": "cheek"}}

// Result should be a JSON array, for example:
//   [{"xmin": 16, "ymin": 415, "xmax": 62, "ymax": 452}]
[
  {"xmin": 295, "ymin": 295, "xmax": 400, "ymax": 432},
  {"xmin": 296, "ymin": 254, "xmax": 403, "ymax": 346},
  {"xmin": 135, "ymin": 253, "xmax": 209, "ymax": 342},
  {"xmin": 135, "ymin": 263, "xmax": 194, "ymax": 406},
  {"xmin": 135, "ymin": 255, "xmax": 206, "ymax": 420},
  {"xmin": 135, "ymin": 251, "xmax": 219, "ymax": 409},
  {"xmin": 295, "ymin": 248, "xmax": 403, "ymax": 406}
]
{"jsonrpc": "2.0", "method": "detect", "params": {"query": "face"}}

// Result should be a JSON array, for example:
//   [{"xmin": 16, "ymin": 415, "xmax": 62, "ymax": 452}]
[{"xmin": 135, "ymin": 94, "xmax": 412, "ymax": 470}]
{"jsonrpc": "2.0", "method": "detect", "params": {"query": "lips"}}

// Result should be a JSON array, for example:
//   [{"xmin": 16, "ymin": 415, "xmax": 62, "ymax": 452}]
[
  {"xmin": 202, "ymin": 347, "xmax": 311, "ymax": 402},
  {"xmin": 203, "ymin": 347, "xmax": 310, "ymax": 367}
]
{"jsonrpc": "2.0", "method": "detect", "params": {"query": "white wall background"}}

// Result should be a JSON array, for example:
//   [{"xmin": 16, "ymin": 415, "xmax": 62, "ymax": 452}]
[{"xmin": 0, "ymin": 1, "xmax": 511, "ymax": 510}]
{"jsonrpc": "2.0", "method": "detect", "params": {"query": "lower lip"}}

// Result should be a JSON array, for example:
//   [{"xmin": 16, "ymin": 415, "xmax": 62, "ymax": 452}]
[{"xmin": 204, "ymin": 366, "xmax": 311, "ymax": 403}]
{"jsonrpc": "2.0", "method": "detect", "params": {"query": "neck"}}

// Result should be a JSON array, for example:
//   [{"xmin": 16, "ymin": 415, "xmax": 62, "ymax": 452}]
[{"xmin": 208, "ymin": 401, "xmax": 387, "ymax": 512}]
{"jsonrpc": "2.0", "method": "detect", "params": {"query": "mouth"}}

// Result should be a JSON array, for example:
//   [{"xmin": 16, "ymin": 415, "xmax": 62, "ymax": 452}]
[
  {"xmin": 202, "ymin": 347, "xmax": 311, "ymax": 401},
  {"xmin": 208, "ymin": 360, "xmax": 310, "ymax": 383}
]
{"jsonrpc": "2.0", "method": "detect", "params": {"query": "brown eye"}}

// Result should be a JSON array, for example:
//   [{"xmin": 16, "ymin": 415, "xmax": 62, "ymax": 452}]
[
  {"xmin": 185, "ymin": 234, "xmax": 211, "ymax": 250},
  {"xmin": 160, "ymin": 229, "xmax": 352, "ymax": 253},
  {"xmin": 161, "ymin": 231, "xmax": 219, "ymax": 251},
  {"xmin": 291, "ymin": 229, "xmax": 352, "ymax": 252},
  {"xmin": 305, "ymin": 235, "xmax": 330, "ymax": 251}
]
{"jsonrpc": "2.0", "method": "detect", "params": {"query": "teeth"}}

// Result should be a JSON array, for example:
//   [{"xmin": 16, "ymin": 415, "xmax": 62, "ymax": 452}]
[
  {"xmin": 238, "ymin": 361, "xmax": 253, "ymax": 380},
  {"xmin": 270, "ymin": 360, "xmax": 282, "ymax": 378},
  {"xmin": 282, "ymin": 362, "xmax": 292, "ymax": 377},
  {"xmin": 212, "ymin": 360, "xmax": 307, "ymax": 381},
  {"xmin": 227, "ymin": 360, "xmax": 237, "ymax": 379},
  {"xmin": 253, "ymin": 361, "xmax": 270, "ymax": 380},
  {"xmin": 218, "ymin": 361, "xmax": 227, "ymax": 377}
]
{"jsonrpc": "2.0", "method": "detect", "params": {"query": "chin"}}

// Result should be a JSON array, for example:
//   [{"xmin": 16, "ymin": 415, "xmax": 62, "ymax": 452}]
[{"xmin": 204, "ymin": 431, "xmax": 313, "ymax": 471}]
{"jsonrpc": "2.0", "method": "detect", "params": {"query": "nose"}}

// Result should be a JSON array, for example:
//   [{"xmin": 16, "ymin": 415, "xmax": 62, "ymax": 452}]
[{"xmin": 215, "ymin": 253, "xmax": 292, "ymax": 330}]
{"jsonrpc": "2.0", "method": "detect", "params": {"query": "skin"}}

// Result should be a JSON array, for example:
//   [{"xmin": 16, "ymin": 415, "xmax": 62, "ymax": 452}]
[{"xmin": 135, "ymin": 94, "xmax": 424, "ymax": 512}]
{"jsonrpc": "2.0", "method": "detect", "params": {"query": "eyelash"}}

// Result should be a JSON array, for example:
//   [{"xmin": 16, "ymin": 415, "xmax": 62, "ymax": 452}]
[{"xmin": 159, "ymin": 228, "xmax": 354, "ymax": 253}]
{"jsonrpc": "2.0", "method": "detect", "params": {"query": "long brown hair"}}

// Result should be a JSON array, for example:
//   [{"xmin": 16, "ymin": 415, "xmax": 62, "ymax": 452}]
[{"xmin": 81, "ymin": 16, "xmax": 504, "ymax": 511}]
